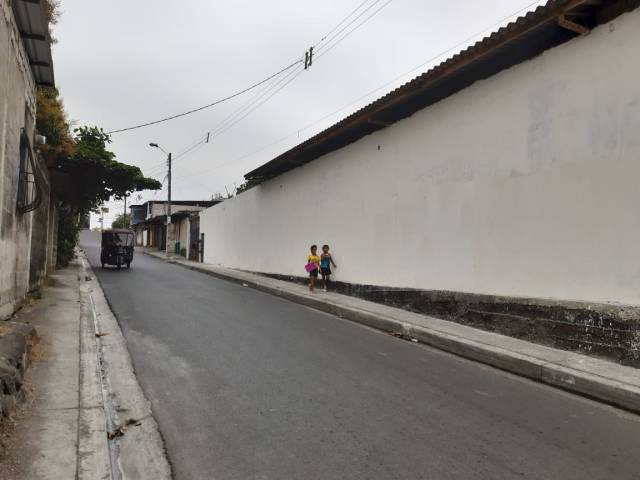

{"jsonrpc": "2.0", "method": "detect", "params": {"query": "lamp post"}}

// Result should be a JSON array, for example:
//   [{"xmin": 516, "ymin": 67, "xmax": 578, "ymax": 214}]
[{"xmin": 149, "ymin": 143, "xmax": 172, "ymax": 256}]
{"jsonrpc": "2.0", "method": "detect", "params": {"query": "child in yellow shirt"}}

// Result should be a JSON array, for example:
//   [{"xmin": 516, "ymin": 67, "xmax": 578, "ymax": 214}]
[{"xmin": 307, "ymin": 245, "xmax": 320, "ymax": 292}]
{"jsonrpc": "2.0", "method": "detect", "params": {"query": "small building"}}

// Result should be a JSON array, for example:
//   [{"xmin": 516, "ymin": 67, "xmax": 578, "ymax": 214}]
[{"xmin": 130, "ymin": 200, "xmax": 219, "ymax": 257}]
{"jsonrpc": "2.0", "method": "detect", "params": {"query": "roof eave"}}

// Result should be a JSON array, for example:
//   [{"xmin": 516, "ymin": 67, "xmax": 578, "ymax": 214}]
[
  {"xmin": 246, "ymin": 0, "xmax": 639, "ymax": 183},
  {"xmin": 11, "ymin": 0, "xmax": 55, "ymax": 87}
]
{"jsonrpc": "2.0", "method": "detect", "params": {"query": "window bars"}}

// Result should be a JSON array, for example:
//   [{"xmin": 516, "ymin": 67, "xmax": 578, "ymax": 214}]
[{"xmin": 16, "ymin": 128, "xmax": 42, "ymax": 214}]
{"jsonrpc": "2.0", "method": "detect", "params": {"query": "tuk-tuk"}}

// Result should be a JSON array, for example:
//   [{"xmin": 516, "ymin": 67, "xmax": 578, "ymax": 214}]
[{"xmin": 100, "ymin": 229, "xmax": 134, "ymax": 269}]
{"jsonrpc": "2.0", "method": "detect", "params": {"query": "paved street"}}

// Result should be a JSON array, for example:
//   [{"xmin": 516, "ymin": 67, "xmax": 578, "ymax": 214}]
[{"xmin": 80, "ymin": 231, "xmax": 640, "ymax": 480}]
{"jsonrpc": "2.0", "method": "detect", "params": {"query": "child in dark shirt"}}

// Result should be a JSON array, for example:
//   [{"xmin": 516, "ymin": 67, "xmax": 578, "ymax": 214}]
[{"xmin": 320, "ymin": 244, "xmax": 337, "ymax": 292}]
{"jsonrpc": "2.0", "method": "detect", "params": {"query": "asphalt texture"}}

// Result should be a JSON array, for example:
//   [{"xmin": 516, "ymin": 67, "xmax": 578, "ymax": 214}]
[{"xmin": 80, "ymin": 231, "xmax": 640, "ymax": 480}]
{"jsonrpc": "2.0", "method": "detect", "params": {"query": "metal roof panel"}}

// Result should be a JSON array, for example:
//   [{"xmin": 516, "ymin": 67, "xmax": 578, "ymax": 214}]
[
  {"xmin": 11, "ymin": 0, "xmax": 55, "ymax": 86},
  {"xmin": 246, "ymin": 0, "xmax": 636, "ymax": 183}
]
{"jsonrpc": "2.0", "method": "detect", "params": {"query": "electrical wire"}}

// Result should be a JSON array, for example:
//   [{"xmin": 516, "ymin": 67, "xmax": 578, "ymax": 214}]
[
  {"xmin": 203, "ymin": 0, "xmax": 386, "ymax": 141},
  {"xmin": 211, "ymin": 65, "xmax": 306, "ymax": 139},
  {"xmin": 173, "ymin": 134, "xmax": 210, "ymax": 161},
  {"xmin": 169, "ymin": 0, "xmax": 545, "ymax": 182},
  {"xmin": 208, "ymin": 67, "xmax": 297, "ymax": 138},
  {"xmin": 315, "ymin": 0, "xmax": 394, "ymax": 62},
  {"xmin": 313, "ymin": 0, "xmax": 377, "ymax": 48},
  {"xmin": 106, "ymin": 60, "xmax": 303, "ymax": 134},
  {"xmin": 198, "ymin": 0, "xmax": 391, "ymax": 142},
  {"xmin": 143, "ymin": 132, "xmax": 211, "ymax": 178},
  {"xmin": 105, "ymin": 0, "xmax": 389, "ymax": 137},
  {"xmin": 173, "ymin": 141, "xmax": 208, "ymax": 166},
  {"xmin": 314, "ymin": 0, "xmax": 384, "ymax": 54}
]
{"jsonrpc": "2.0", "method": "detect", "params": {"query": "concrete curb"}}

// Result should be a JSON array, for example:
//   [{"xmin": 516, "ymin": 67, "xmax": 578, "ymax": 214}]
[
  {"xmin": 80, "ymin": 251, "xmax": 173, "ymax": 479},
  {"xmin": 0, "ymin": 322, "xmax": 37, "ymax": 419},
  {"xmin": 144, "ymin": 250, "xmax": 640, "ymax": 414}
]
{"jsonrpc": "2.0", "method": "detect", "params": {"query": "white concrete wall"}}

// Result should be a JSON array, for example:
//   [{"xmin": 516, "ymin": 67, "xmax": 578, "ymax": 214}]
[
  {"xmin": 0, "ymin": 0, "xmax": 37, "ymax": 318},
  {"xmin": 201, "ymin": 9, "xmax": 640, "ymax": 305},
  {"xmin": 176, "ymin": 217, "xmax": 190, "ymax": 256}
]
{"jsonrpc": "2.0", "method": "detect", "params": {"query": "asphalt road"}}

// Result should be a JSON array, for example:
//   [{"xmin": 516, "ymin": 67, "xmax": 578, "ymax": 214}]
[{"xmin": 80, "ymin": 231, "xmax": 640, "ymax": 480}]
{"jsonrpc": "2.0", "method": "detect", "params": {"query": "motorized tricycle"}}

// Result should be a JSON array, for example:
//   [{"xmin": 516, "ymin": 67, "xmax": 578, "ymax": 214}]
[{"xmin": 100, "ymin": 229, "xmax": 134, "ymax": 269}]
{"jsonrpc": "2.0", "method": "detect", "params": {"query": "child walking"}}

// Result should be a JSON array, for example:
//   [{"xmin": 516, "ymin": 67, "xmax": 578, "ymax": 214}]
[
  {"xmin": 307, "ymin": 245, "xmax": 321, "ymax": 292},
  {"xmin": 320, "ymin": 244, "xmax": 337, "ymax": 291}
]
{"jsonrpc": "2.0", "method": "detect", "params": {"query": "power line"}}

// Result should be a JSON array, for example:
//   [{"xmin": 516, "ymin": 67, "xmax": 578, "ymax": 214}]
[
  {"xmin": 208, "ymin": 67, "xmax": 299, "ymax": 138},
  {"xmin": 314, "ymin": 0, "xmax": 384, "ymax": 54},
  {"xmin": 172, "ymin": 141, "xmax": 208, "ymax": 166},
  {"xmin": 173, "ymin": 134, "xmax": 210, "ymax": 161},
  {"xmin": 315, "ymin": 0, "xmax": 394, "ymax": 62},
  {"xmin": 313, "ymin": 0, "xmax": 377, "ymax": 48},
  {"xmin": 200, "ymin": 0, "xmax": 392, "ymax": 141},
  {"xmin": 169, "ymin": 0, "xmax": 545, "ymax": 182},
  {"xmin": 204, "ymin": 1, "xmax": 389, "ymax": 140},
  {"xmin": 106, "ymin": 60, "xmax": 303, "ymax": 134},
  {"xmin": 211, "ymin": 65, "xmax": 306, "ymax": 139},
  {"xmin": 143, "ymin": 132, "xmax": 210, "ymax": 178},
  {"xmin": 106, "ymin": 0, "xmax": 391, "ymax": 137}
]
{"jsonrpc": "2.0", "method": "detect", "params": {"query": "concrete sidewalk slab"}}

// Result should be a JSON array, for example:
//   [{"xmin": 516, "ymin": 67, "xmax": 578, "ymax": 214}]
[
  {"xmin": 143, "ymin": 248, "xmax": 640, "ymax": 414},
  {"xmin": 0, "ymin": 254, "xmax": 171, "ymax": 480},
  {"xmin": 0, "ymin": 257, "xmax": 110, "ymax": 479}
]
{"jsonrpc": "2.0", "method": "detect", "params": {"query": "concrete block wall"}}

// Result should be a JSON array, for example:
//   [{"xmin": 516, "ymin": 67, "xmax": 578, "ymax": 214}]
[
  {"xmin": 201, "ymin": 8, "xmax": 640, "ymax": 308},
  {"xmin": 0, "ymin": 0, "xmax": 55, "ymax": 318}
]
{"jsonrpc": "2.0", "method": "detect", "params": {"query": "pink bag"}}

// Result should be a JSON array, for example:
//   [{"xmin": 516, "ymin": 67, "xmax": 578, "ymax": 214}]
[{"xmin": 305, "ymin": 262, "xmax": 317, "ymax": 273}]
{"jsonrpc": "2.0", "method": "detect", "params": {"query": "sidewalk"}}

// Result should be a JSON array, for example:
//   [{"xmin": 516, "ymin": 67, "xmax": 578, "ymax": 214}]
[
  {"xmin": 0, "ymin": 254, "xmax": 170, "ymax": 479},
  {"xmin": 143, "ymin": 248, "xmax": 640, "ymax": 414}
]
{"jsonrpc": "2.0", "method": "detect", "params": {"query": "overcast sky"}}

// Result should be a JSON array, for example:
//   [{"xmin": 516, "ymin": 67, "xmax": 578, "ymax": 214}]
[{"xmin": 51, "ymin": 0, "xmax": 546, "ymax": 226}]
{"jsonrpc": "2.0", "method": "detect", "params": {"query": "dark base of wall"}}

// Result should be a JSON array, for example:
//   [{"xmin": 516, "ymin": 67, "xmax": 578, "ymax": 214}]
[{"xmin": 257, "ymin": 272, "xmax": 640, "ymax": 367}]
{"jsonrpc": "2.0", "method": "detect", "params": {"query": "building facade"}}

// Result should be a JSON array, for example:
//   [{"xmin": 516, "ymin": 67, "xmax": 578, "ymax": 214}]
[
  {"xmin": 0, "ymin": 0, "xmax": 57, "ymax": 319},
  {"xmin": 130, "ymin": 200, "xmax": 218, "ymax": 257}
]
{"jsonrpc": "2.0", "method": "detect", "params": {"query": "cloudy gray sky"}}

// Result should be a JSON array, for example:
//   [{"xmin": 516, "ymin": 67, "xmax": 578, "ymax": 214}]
[{"xmin": 51, "ymin": 0, "xmax": 546, "ymax": 226}]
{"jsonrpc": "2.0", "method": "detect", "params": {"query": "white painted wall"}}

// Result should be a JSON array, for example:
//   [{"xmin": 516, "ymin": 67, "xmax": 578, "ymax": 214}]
[
  {"xmin": 201, "ymin": 9, "xmax": 640, "ymax": 305},
  {"xmin": 176, "ymin": 216, "xmax": 190, "ymax": 256}
]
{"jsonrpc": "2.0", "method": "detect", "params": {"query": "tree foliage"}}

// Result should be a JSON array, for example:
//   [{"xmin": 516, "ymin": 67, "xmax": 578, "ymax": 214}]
[
  {"xmin": 35, "ymin": 88, "xmax": 161, "ymax": 265},
  {"xmin": 36, "ymin": 87, "xmax": 74, "ymax": 163},
  {"xmin": 34, "ymin": 2, "xmax": 160, "ymax": 266},
  {"xmin": 55, "ymin": 126, "xmax": 161, "ymax": 213},
  {"xmin": 111, "ymin": 213, "xmax": 131, "ymax": 229},
  {"xmin": 43, "ymin": 0, "xmax": 61, "ymax": 43}
]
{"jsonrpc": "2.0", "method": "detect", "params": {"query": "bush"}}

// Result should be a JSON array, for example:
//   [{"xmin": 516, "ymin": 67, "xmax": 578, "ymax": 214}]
[{"xmin": 57, "ymin": 203, "xmax": 81, "ymax": 267}]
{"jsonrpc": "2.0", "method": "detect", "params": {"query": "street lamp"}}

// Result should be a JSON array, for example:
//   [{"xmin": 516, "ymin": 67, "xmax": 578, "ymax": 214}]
[{"xmin": 149, "ymin": 142, "xmax": 172, "ymax": 256}]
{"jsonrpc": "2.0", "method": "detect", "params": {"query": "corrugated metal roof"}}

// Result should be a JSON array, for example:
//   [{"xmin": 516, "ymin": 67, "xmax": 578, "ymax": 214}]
[
  {"xmin": 246, "ymin": 0, "xmax": 638, "ymax": 183},
  {"xmin": 11, "ymin": 0, "xmax": 54, "ymax": 86}
]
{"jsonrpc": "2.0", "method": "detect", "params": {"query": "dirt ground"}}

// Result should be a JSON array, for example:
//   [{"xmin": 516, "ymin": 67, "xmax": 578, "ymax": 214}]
[
  {"xmin": 0, "ymin": 317, "xmax": 47, "ymax": 480},
  {"xmin": 0, "ymin": 379, "xmax": 35, "ymax": 480}
]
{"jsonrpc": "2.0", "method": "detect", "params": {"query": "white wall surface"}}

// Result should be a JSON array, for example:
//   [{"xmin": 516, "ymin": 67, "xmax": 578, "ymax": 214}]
[
  {"xmin": 201, "ymin": 9, "xmax": 640, "ymax": 305},
  {"xmin": 176, "ymin": 217, "xmax": 189, "ymax": 255}
]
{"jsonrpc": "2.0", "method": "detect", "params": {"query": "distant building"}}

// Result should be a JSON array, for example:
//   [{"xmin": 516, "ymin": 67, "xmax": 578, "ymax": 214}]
[{"xmin": 130, "ymin": 200, "xmax": 219, "ymax": 258}]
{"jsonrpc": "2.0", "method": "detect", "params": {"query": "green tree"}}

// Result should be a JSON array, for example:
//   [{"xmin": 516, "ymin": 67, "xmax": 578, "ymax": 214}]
[
  {"xmin": 111, "ymin": 213, "xmax": 131, "ymax": 229},
  {"xmin": 51, "ymin": 127, "xmax": 161, "ymax": 265},
  {"xmin": 35, "ymin": 2, "xmax": 159, "ymax": 266},
  {"xmin": 55, "ymin": 127, "xmax": 161, "ymax": 213}
]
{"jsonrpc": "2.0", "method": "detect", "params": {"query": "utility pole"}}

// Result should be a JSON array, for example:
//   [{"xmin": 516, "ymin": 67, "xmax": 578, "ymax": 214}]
[
  {"xmin": 100, "ymin": 206, "xmax": 108, "ymax": 232},
  {"xmin": 123, "ymin": 193, "xmax": 127, "ymax": 227},
  {"xmin": 166, "ymin": 152, "xmax": 172, "ymax": 256},
  {"xmin": 149, "ymin": 142, "xmax": 173, "ymax": 256}
]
